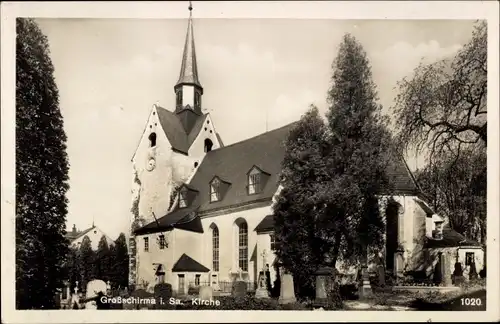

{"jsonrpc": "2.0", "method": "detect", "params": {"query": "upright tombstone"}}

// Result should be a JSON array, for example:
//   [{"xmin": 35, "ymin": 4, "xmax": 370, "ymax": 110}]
[
  {"xmin": 358, "ymin": 266, "xmax": 372, "ymax": 298},
  {"xmin": 441, "ymin": 252, "xmax": 452, "ymax": 287},
  {"xmin": 313, "ymin": 266, "xmax": 334, "ymax": 308},
  {"xmin": 278, "ymin": 271, "xmax": 297, "ymax": 304},
  {"xmin": 255, "ymin": 271, "xmax": 270, "ymax": 299},
  {"xmin": 199, "ymin": 285, "xmax": 214, "ymax": 301}
]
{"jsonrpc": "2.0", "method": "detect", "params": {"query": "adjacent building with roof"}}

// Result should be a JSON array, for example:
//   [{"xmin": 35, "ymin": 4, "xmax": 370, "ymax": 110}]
[
  {"xmin": 66, "ymin": 223, "xmax": 115, "ymax": 251},
  {"xmin": 129, "ymin": 5, "xmax": 483, "ymax": 294}
]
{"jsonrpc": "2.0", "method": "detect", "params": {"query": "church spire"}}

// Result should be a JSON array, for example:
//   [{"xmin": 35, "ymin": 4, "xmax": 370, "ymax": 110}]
[{"xmin": 175, "ymin": 1, "xmax": 202, "ymax": 92}]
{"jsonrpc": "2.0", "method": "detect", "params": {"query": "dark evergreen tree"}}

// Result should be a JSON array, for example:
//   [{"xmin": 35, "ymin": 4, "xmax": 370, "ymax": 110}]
[
  {"xmin": 272, "ymin": 34, "xmax": 392, "ymax": 298},
  {"xmin": 15, "ymin": 18, "xmax": 70, "ymax": 309},
  {"xmin": 78, "ymin": 236, "xmax": 96, "ymax": 290},
  {"xmin": 112, "ymin": 233, "xmax": 129, "ymax": 289},
  {"xmin": 324, "ymin": 34, "xmax": 393, "ymax": 265},
  {"xmin": 96, "ymin": 236, "xmax": 111, "ymax": 282}
]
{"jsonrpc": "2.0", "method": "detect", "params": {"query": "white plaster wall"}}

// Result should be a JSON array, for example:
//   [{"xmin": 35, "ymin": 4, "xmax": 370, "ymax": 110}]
[
  {"xmin": 187, "ymin": 114, "xmax": 222, "ymax": 157},
  {"xmin": 200, "ymin": 205, "xmax": 273, "ymax": 283},
  {"xmin": 133, "ymin": 106, "xmax": 178, "ymax": 225},
  {"xmin": 135, "ymin": 231, "xmax": 174, "ymax": 289},
  {"xmin": 256, "ymin": 232, "xmax": 278, "ymax": 284}
]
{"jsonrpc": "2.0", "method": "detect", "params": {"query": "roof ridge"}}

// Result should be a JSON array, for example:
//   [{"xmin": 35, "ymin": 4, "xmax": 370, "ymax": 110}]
[{"xmin": 206, "ymin": 121, "xmax": 298, "ymax": 154}]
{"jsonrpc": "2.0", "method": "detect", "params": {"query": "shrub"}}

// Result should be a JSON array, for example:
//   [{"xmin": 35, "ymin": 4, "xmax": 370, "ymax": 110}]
[
  {"xmin": 469, "ymin": 262, "xmax": 479, "ymax": 281},
  {"xmin": 325, "ymin": 284, "xmax": 343, "ymax": 310},
  {"xmin": 174, "ymin": 296, "xmax": 311, "ymax": 310},
  {"xmin": 479, "ymin": 266, "xmax": 486, "ymax": 278}
]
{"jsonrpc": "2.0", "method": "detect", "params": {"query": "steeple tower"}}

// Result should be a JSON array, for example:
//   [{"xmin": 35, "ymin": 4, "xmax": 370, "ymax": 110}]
[{"xmin": 174, "ymin": 1, "xmax": 203, "ymax": 122}]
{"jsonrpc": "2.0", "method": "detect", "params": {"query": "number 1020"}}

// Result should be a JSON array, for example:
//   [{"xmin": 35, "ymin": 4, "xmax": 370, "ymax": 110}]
[{"xmin": 461, "ymin": 298, "xmax": 482, "ymax": 306}]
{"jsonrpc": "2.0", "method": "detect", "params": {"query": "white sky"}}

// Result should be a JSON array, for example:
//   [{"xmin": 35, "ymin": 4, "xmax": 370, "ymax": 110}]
[{"xmin": 35, "ymin": 17, "xmax": 477, "ymax": 239}]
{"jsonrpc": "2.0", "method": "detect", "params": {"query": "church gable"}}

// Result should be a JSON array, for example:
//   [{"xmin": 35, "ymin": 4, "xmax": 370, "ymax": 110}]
[{"xmin": 131, "ymin": 104, "xmax": 173, "ymax": 163}]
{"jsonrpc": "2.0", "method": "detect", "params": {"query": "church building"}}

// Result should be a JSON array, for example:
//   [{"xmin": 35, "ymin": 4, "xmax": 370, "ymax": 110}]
[{"xmin": 129, "ymin": 5, "xmax": 484, "ymax": 294}]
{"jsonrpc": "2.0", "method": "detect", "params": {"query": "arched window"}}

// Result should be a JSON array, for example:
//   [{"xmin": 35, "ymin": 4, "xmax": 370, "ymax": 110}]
[
  {"xmin": 204, "ymin": 138, "xmax": 213, "ymax": 153},
  {"xmin": 212, "ymin": 225, "xmax": 219, "ymax": 271},
  {"xmin": 238, "ymin": 221, "xmax": 248, "ymax": 271},
  {"xmin": 149, "ymin": 132, "xmax": 157, "ymax": 147}
]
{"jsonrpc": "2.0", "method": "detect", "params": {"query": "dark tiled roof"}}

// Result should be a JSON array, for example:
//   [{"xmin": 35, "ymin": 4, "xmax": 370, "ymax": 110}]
[
  {"xmin": 191, "ymin": 123, "xmax": 298, "ymax": 213},
  {"xmin": 415, "ymin": 199, "xmax": 435, "ymax": 216},
  {"xmin": 138, "ymin": 121, "xmax": 421, "ymax": 234},
  {"xmin": 156, "ymin": 106, "xmax": 207, "ymax": 154},
  {"xmin": 386, "ymin": 155, "xmax": 420, "ymax": 195},
  {"xmin": 424, "ymin": 229, "xmax": 482, "ymax": 248},
  {"xmin": 172, "ymin": 253, "xmax": 210, "ymax": 272},
  {"xmin": 134, "ymin": 207, "xmax": 200, "ymax": 235},
  {"xmin": 255, "ymin": 215, "xmax": 274, "ymax": 233},
  {"xmin": 66, "ymin": 226, "xmax": 95, "ymax": 242}
]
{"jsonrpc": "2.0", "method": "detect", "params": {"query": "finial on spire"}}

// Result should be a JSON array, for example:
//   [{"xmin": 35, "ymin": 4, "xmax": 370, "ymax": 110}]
[{"xmin": 188, "ymin": 1, "xmax": 193, "ymax": 12}]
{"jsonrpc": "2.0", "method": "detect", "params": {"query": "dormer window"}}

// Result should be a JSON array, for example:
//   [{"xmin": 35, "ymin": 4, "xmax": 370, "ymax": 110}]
[
  {"xmin": 179, "ymin": 190, "xmax": 188, "ymax": 208},
  {"xmin": 432, "ymin": 221, "xmax": 444, "ymax": 240},
  {"xmin": 210, "ymin": 178, "xmax": 221, "ymax": 202},
  {"xmin": 248, "ymin": 169, "xmax": 262, "ymax": 195},
  {"xmin": 247, "ymin": 166, "xmax": 269, "ymax": 195}
]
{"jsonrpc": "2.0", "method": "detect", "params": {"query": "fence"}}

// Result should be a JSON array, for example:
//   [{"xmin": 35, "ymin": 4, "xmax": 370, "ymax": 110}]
[{"xmin": 188, "ymin": 281, "xmax": 257, "ymax": 293}]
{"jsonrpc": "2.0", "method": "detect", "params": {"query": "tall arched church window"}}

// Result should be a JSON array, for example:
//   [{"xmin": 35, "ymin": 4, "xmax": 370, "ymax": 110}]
[
  {"xmin": 238, "ymin": 221, "xmax": 248, "ymax": 271},
  {"xmin": 212, "ymin": 226, "xmax": 219, "ymax": 271}
]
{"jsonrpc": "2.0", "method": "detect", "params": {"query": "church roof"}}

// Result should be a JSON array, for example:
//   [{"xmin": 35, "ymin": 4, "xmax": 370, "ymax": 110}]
[
  {"xmin": 136, "ymin": 121, "xmax": 421, "ymax": 235},
  {"xmin": 156, "ymin": 106, "xmax": 208, "ymax": 154},
  {"xmin": 66, "ymin": 226, "xmax": 96, "ymax": 241},
  {"xmin": 255, "ymin": 215, "xmax": 274, "ymax": 233},
  {"xmin": 424, "ymin": 228, "xmax": 482, "ymax": 248},
  {"xmin": 172, "ymin": 253, "xmax": 210, "ymax": 272},
  {"xmin": 175, "ymin": 6, "xmax": 202, "ymax": 90}
]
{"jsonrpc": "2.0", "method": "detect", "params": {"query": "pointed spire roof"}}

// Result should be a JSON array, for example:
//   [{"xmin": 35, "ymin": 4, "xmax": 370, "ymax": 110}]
[{"xmin": 176, "ymin": 1, "xmax": 202, "ymax": 90}]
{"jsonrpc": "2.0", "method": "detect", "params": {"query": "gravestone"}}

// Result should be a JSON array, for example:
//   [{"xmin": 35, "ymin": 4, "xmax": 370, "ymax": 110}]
[
  {"xmin": 441, "ymin": 253, "xmax": 452, "ymax": 286},
  {"xmin": 377, "ymin": 264, "xmax": 385, "ymax": 287},
  {"xmin": 232, "ymin": 281, "xmax": 247, "ymax": 297},
  {"xmin": 255, "ymin": 271, "xmax": 270, "ymax": 299},
  {"xmin": 199, "ymin": 286, "xmax": 213, "ymax": 301},
  {"xmin": 394, "ymin": 252, "xmax": 405, "ymax": 278},
  {"xmin": 278, "ymin": 272, "xmax": 296, "ymax": 304},
  {"xmin": 313, "ymin": 267, "xmax": 333, "ymax": 308},
  {"xmin": 358, "ymin": 266, "xmax": 372, "ymax": 298}
]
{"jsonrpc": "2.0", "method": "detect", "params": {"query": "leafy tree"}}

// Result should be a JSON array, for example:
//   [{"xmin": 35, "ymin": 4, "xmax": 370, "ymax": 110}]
[
  {"xmin": 415, "ymin": 145, "xmax": 486, "ymax": 244},
  {"xmin": 96, "ymin": 236, "xmax": 111, "ymax": 281},
  {"xmin": 78, "ymin": 236, "xmax": 96, "ymax": 290},
  {"xmin": 15, "ymin": 18, "xmax": 70, "ymax": 309},
  {"xmin": 273, "ymin": 34, "xmax": 393, "ymax": 298},
  {"xmin": 273, "ymin": 106, "xmax": 331, "ymax": 298},
  {"xmin": 394, "ymin": 21, "xmax": 487, "ymax": 162},
  {"xmin": 112, "ymin": 233, "xmax": 129, "ymax": 289}
]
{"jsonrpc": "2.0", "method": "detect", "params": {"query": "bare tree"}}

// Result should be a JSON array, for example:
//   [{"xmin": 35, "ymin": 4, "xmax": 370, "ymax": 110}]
[{"xmin": 394, "ymin": 21, "xmax": 486, "ymax": 162}]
